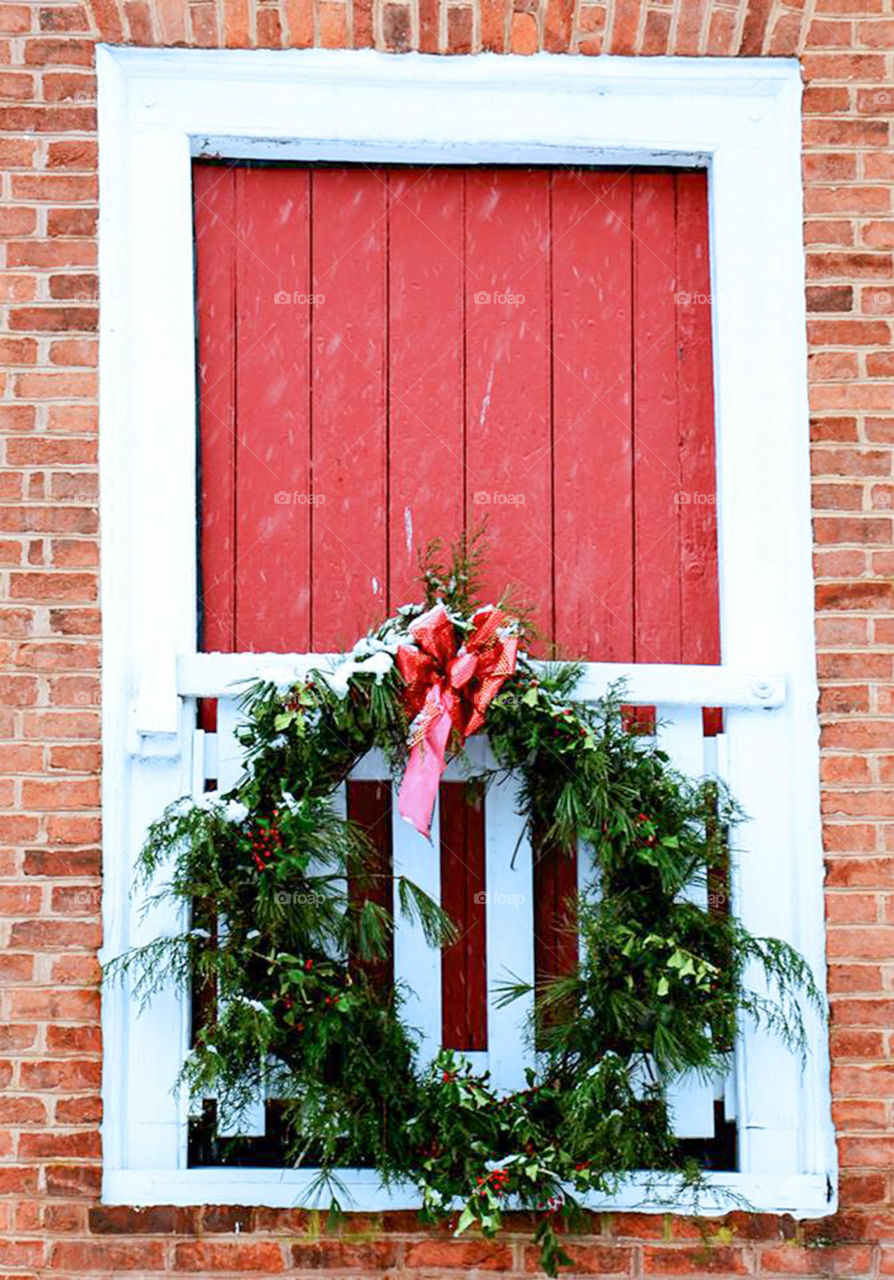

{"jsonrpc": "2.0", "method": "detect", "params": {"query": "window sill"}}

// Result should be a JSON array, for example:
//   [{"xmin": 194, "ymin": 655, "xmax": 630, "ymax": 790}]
[{"xmin": 103, "ymin": 1168, "xmax": 835, "ymax": 1218}]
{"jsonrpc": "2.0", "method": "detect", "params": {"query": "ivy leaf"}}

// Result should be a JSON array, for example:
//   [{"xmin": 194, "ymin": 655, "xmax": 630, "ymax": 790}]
[{"xmin": 455, "ymin": 1204, "xmax": 477, "ymax": 1235}]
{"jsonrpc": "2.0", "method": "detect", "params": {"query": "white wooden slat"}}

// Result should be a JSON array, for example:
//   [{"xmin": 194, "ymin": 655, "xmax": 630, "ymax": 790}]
[
  {"xmin": 203, "ymin": 725, "xmax": 218, "ymax": 787},
  {"xmin": 215, "ymin": 920, "xmax": 267, "ymax": 1139},
  {"xmin": 668, "ymin": 1073, "xmax": 716, "ymax": 1141},
  {"xmin": 191, "ymin": 727, "xmax": 206, "ymax": 798},
  {"xmin": 329, "ymin": 782, "xmax": 348, "ymax": 964},
  {"xmin": 655, "ymin": 704, "xmax": 707, "ymax": 911},
  {"xmin": 216, "ymin": 696, "xmax": 246, "ymax": 793},
  {"xmin": 484, "ymin": 775, "xmax": 534, "ymax": 1093},
  {"xmin": 349, "ymin": 749, "xmax": 389, "ymax": 782},
  {"xmin": 123, "ymin": 705, "xmax": 194, "ymax": 1169},
  {"xmin": 213, "ymin": 696, "xmax": 266, "ymax": 1139},
  {"xmin": 655, "ymin": 705, "xmax": 716, "ymax": 1141},
  {"xmin": 723, "ymin": 711, "xmax": 802, "ymax": 1175},
  {"xmin": 392, "ymin": 787, "xmax": 442, "ymax": 1067},
  {"xmin": 712, "ymin": 732, "xmax": 737, "ymax": 1130}
]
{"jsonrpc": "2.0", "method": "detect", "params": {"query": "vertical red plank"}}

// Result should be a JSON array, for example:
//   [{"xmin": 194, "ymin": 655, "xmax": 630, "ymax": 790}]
[
  {"xmin": 388, "ymin": 170, "xmax": 465, "ymax": 606},
  {"xmin": 439, "ymin": 783, "xmax": 487, "ymax": 1051},
  {"xmin": 552, "ymin": 171, "xmax": 634, "ymax": 662},
  {"xmin": 465, "ymin": 170, "xmax": 553, "ymax": 649},
  {"xmin": 311, "ymin": 168, "xmax": 388, "ymax": 651},
  {"xmin": 533, "ymin": 840, "xmax": 578, "ymax": 995},
  {"xmin": 675, "ymin": 171, "xmax": 720, "ymax": 665},
  {"xmin": 232, "ymin": 167, "xmax": 313, "ymax": 653},
  {"xmin": 346, "ymin": 780, "xmax": 394, "ymax": 990},
  {"xmin": 632, "ymin": 173, "xmax": 683, "ymax": 664},
  {"xmin": 194, "ymin": 163, "xmax": 237, "ymax": 655}
]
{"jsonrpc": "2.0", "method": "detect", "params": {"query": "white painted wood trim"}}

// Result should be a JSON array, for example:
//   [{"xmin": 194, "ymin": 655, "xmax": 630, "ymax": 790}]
[
  {"xmin": 103, "ymin": 1167, "xmax": 832, "ymax": 1216},
  {"xmin": 98, "ymin": 45, "xmax": 834, "ymax": 1215},
  {"xmin": 176, "ymin": 652, "xmax": 786, "ymax": 708}
]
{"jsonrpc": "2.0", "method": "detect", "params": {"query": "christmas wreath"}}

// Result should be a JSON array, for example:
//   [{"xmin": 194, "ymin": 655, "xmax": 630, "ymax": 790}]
[{"xmin": 113, "ymin": 536, "xmax": 820, "ymax": 1275}]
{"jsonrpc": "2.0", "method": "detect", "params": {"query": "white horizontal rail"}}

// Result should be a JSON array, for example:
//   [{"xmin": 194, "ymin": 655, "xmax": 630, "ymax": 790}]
[{"xmin": 176, "ymin": 653, "xmax": 785, "ymax": 708}]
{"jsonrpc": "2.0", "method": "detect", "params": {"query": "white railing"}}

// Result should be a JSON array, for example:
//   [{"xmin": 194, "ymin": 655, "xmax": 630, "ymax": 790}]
[
  {"xmin": 182, "ymin": 655, "xmax": 786, "ymax": 1146},
  {"xmin": 106, "ymin": 652, "xmax": 836, "ymax": 1212}
]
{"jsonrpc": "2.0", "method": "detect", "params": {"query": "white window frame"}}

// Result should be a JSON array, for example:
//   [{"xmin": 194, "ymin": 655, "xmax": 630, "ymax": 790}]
[{"xmin": 98, "ymin": 46, "xmax": 835, "ymax": 1215}]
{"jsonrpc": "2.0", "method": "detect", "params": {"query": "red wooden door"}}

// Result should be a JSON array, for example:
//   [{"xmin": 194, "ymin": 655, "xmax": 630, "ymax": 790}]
[{"xmin": 194, "ymin": 161, "xmax": 719, "ymax": 1052}]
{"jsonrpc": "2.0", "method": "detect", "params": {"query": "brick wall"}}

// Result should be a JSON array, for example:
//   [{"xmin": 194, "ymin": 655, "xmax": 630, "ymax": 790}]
[{"xmin": 1, "ymin": 0, "xmax": 893, "ymax": 1275}]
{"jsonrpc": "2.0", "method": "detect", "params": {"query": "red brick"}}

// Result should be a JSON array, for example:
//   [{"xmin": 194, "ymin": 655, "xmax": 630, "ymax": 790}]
[
  {"xmin": 20, "ymin": 1058, "xmax": 101, "ymax": 1090},
  {"xmin": 23, "ymin": 36, "xmax": 94, "ymax": 65},
  {"xmin": 404, "ymin": 1239, "xmax": 513, "ymax": 1269},
  {"xmin": 56, "ymin": 1096, "xmax": 102, "ymax": 1123},
  {"xmin": 802, "ymin": 53, "xmax": 886, "ymax": 81},
  {"xmin": 125, "ymin": 0, "xmax": 155, "ymax": 42},
  {"xmin": 9, "ymin": 572, "xmax": 96, "ymax": 602},
  {"xmin": 523, "ymin": 1242, "xmax": 633, "ymax": 1273},
  {"xmin": 40, "ymin": 6, "xmax": 91, "ymax": 31},
  {"xmin": 47, "ymin": 206, "xmax": 96, "ymax": 236},
  {"xmin": 0, "ymin": 1167, "xmax": 38, "ymax": 1195},
  {"xmin": 0, "ymin": 206, "xmax": 36, "ymax": 236},
  {"xmin": 805, "ymin": 220, "xmax": 855, "ymax": 248},
  {"xmin": 50, "ymin": 1241, "xmax": 166, "ymax": 1270},
  {"xmin": 827, "ymin": 857, "xmax": 894, "ymax": 887},
  {"xmin": 14, "ymin": 371, "xmax": 97, "ymax": 399},
  {"xmin": 863, "ymin": 288, "xmax": 894, "ymax": 315},
  {"xmin": 318, "ymin": 0, "xmax": 347, "ymax": 47},
  {"xmin": 510, "ymin": 9, "xmax": 538, "ymax": 52},
  {"xmin": 804, "ymin": 153, "xmax": 858, "ymax": 183},
  {"xmin": 447, "ymin": 6, "xmax": 474, "ymax": 52},
  {"xmin": 199, "ymin": 1205, "xmax": 255, "ymax": 1232},
  {"xmin": 9, "ymin": 987, "xmax": 99, "ymax": 1021},
  {"xmin": 88, "ymin": 1205, "xmax": 197, "ymax": 1234},
  {"xmin": 44, "ymin": 1162, "xmax": 101, "ymax": 1197},
  {"xmin": 480, "ymin": 0, "xmax": 507, "ymax": 50},
  {"xmin": 0, "ymin": 70, "xmax": 35, "ymax": 99},
  {"xmin": 804, "ymin": 19, "xmax": 853, "ymax": 51},
  {"xmin": 816, "ymin": 582, "xmax": 894, "ymax": 611},
  {"xmin": 808, "ymin": 188, "xmax": 890, "ymax": 216},
  {"xmin": 806, "ymin": 285, "xmax": 853, "ymax": 312},
  {"xmin": 0, "ymin": 1095, "xmax": 45, "ymax": 1126},
  {"xmin": 382, "ymin": 3, "xmax": 411, "ymax": 50},
  {"xmin": 174, "ymin": 1241, "xmax": 287, "ymax": 1271},
  {"xmin": 23, "ymin": 847, "xmax": 100, "ymax": 877},
  {"xmin": 18, "ymin": 1129, "xmax": 101, "ymax": 1158},
  {"xmin": 813, "ymin": 448, "xmax": 890, "ymax": 476},
  {"xmin": 868, "ymin": 353, "xmax": 894, "ymax": 378},
  {"xmin": 642, "ymin": 1246, "xmax": 750, "ymax": 1274},
  {"xmin": 808, "ymin": 251, "xmax": 893, "ymax": 281},
  {"xmin": 804, "ymin": 85, "xmax": 851, "ymax": 113},
  {"xmin": 761, "ymin": 1244, "xmax": 874, "ymax": 1274},
  {"xmin": 0, "ymin": 6, "xmax": 31, "ymax": 33}
]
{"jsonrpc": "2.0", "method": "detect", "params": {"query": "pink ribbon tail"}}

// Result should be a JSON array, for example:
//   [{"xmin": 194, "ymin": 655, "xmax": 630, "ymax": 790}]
[{"xmin": 398, "ymin": 700, "xmax": 453, "ymax": 840}]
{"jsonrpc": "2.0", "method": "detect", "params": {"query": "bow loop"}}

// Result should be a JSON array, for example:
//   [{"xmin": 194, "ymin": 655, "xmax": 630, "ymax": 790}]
[
  {"xmin": 449, "ymin": 650, "xmax": 479, "ymax": 690},
  {"xmin": 396, "ymin": 602, "xmax": 519, "ymax": 838}
]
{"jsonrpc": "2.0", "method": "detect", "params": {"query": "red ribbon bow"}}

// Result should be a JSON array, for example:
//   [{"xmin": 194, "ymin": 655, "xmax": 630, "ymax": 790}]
[{"xmin": 396, "ymin": 603, "xmax": 519, "ymax": 839}]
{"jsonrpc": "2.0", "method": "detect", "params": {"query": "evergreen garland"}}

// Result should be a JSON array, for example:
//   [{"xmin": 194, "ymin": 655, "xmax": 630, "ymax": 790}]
[{"xmin": 110, "ymin": 537, "xmax": 821, "ymax": 1275}]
